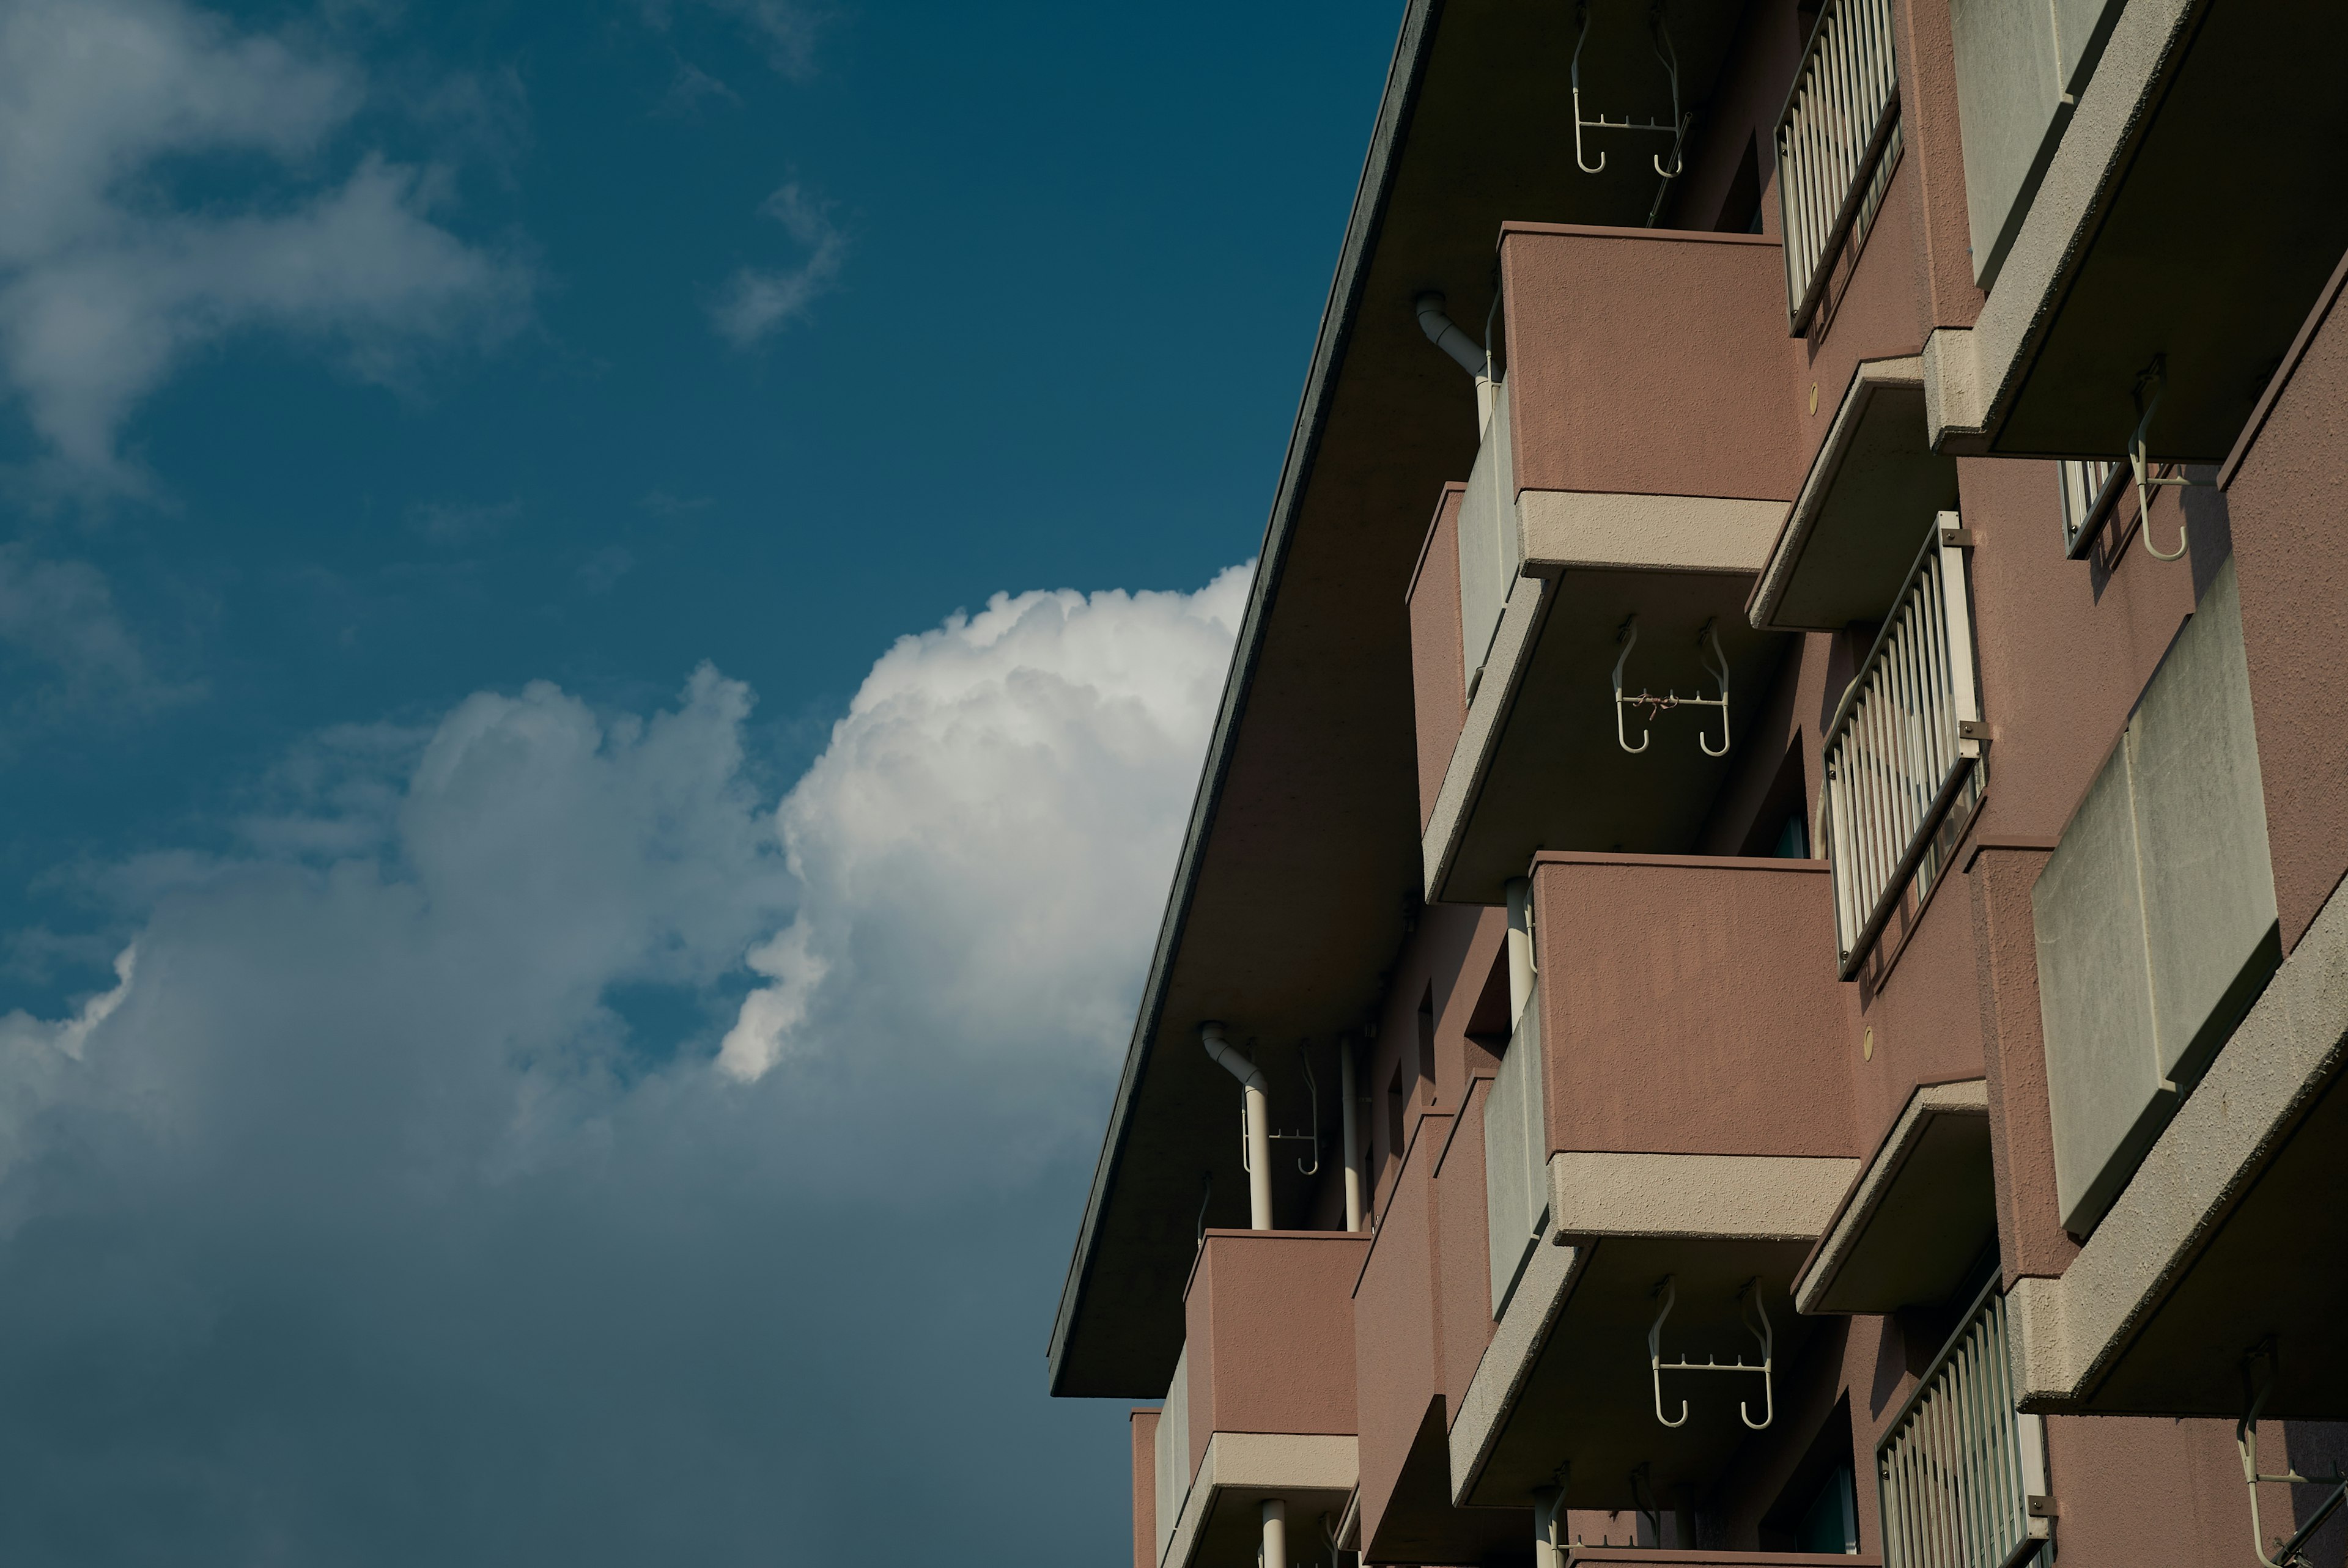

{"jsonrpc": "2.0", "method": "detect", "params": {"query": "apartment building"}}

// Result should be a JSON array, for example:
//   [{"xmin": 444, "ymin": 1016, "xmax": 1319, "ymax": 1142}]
[{"xmin": 1050, "ymin": 2, "xmax": 2348, "ymax": 1567}]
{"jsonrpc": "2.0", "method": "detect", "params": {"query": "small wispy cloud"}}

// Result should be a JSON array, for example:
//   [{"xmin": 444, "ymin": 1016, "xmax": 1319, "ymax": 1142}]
[
  {"xmin": 709, "ymin": 182, "xmax": 847, "ymax": 349},
  {"xmin": 655, "ymin": 56, "xmax": 740, "ymax": 116},
  {"xmin": 640, "ymin": 490, "xmax": 716, "ymax": 520},
  {"xmin": 577, "ymin": 545, "xmax": 637, "ymax": 594},
  {"xmin": 408, "ymin": 497, "xmax": 522, "ymax": 544},
  {"xmin": 0, "ymin": 543, "xmax": 194, "ymax": 717},
  {"xmin": 0, "ymin": 0, "xmax": 531, "ymax": 494},
  {"xmin": 640, "ymin": 0, "xmax": 822, "ymax": 81}
]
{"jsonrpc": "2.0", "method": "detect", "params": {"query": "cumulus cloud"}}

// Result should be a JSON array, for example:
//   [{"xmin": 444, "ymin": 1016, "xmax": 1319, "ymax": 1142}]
[
  {"xmin": 709, "ymin": 182, "xmax": 847, "ymax": 347},
  {"xmin": 0, "ymin": 567, "xmax": 1246, "ymax": 1558},
  {"xmin": 0, "ymin": 0, "xmax": 528, "ymax": 487},
  {"xmin": 718, "ymin": 569, "xmax": 1248, "ymax": 1098}
]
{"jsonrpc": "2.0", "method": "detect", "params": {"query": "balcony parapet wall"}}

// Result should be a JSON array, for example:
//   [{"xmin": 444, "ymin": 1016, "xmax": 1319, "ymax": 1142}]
[{"xmin": 1183, "ymin": 1229, "xmax": 1367, "ymax": 1481}]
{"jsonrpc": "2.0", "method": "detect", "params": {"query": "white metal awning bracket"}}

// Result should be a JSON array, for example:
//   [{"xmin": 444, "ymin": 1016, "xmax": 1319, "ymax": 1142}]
[
  {"xmin": 1611, "ymin": 616, "xmax": 1732, "ymax": 757},
  {"xmin": 1570, "ymin": 1, "xmax": 1693, "ymax": 180},
  {"xmin": 1647, "ymin": 1275, "xmax": 1775, "ymax": 1430},
  {"xmin": 2127, "ymin": 354, "xmax": 2218, "ymax": 562},
  {"xmin": 2238, "ymin": 1339, "xmax": 2348, "ymax": 1568}
]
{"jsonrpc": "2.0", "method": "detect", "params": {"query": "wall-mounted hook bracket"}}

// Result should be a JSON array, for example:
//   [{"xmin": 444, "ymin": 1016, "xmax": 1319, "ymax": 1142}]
[
  {"xmin": 1570, "ymin": 2, "xmax": 1691, "ymax": 179},
  {"xmin": 2127, "ymin": 354, "xmax": 2218, "ymax": 562},
  {"xmin": 2239, "ymin": 1338, "xmax": 2348, "ymax": 1568},
  {"xmin": 1612, "ymin": 617, "xmax": 1732, "ymax": 757},
  {"xmin": 1270, "ymin": 1047, "xmax": 1322, "ymax": 1175},
  {"xmin": 1648, "ymin": 1275, "xmax": 1774, "ymax": 1430}
]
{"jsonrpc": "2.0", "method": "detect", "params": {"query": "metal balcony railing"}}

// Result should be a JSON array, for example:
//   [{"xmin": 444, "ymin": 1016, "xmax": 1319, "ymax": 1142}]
[
  {"xmin": 1878, "ymin": 1284, "xmax": 2051, "ymax": 1568},
  {"xmin": 2056, "ymin": 459, "xmax": 2121, "ymax": 558},
  {"xmin": 1819, "ymin": 520, "xmax": 1981, "ymax": 975},
  {"xmin": 1776, "ymin": 0, "xmax": 1902, "ymax": 333}
]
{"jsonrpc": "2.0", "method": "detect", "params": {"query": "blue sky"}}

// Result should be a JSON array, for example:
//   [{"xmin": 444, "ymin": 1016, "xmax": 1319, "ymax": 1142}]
[{"xmin": 0, "ymin": 1, "xmax": 1390, "ymax": 1559}]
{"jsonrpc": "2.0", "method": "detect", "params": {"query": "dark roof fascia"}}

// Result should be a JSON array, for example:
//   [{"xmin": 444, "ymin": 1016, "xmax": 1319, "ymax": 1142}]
[{"xmin": 1046, "ymin": 0, "xmax": 1445, "ymax": 1395}]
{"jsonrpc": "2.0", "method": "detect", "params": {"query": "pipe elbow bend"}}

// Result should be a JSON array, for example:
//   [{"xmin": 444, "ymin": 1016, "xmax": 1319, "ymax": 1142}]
[
  {"xmin": 1412, "ymin": 293, "xmax": 1488, "ymax": 379},
  {"xmin": 1198, "ymin": 1021, "xmax": 1266, "ymax": 1093}
]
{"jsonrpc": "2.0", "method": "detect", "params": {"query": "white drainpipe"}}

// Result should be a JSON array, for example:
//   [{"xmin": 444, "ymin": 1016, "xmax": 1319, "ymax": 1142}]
[
  {"xmin": 1414, "ymin": 292, "xmax": 1497, "ymax": 434},
  {"xmin": 1339, "ymin": 1037, "xmax": 1364, "ymax": 1233},
  {"xmin": 1260, "ymin": 1499, "xmax": 1288, "ymax": 1568},
  {"xmin": 1532, "ymin": 1485, "xmax": 1565, "ymax": 1568},
  {"xmin": 1201, "ymin": 1022, "xmax": 1273, "ymax": 1230},
  {"xmin": 1505, "ymin": 877, "xmax": 1535, "ymax": 1026}
]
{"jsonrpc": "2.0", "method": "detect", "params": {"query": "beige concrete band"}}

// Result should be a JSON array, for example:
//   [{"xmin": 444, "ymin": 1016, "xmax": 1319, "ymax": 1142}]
[
  {"xmin": 1159, "ymin": 1432, "xmax": 1359, "ymax": 1568},
  {"xmin": 1549, "ymin": 1150, "xmax": 1859, "ymax": 1241},
  {"xmin": 1517, "ymin": 490, "xmax": 1784, "ymax": 578}
]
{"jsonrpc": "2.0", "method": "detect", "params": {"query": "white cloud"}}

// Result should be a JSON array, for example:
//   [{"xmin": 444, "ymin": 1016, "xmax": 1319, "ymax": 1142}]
[
  {"xmin": 0, "ymin": 566, "xmax": 1247, "ymax": 1556},
  {"xmin": 709, "ymin": 182, "xmax": 846, "ymax": 347},
  {"xmin": 0, "ymin": 942, "xmax": 133, "ymax": 1061},
  {"xmin": 0, "ymin": 0, "xmax": 528, "ymax": 488},
  {"xmin": 717, "ymin": 566, "xmax": 1249, "ymax": 1113}
]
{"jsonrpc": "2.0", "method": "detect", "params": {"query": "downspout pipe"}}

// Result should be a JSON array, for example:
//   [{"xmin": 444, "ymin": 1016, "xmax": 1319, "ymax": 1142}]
[
  {"xmin": 1201, "ymin": 1022, "xmax": 1273, "ymax": 1230},
  {"xmin": 1339, "ymin": 1036, "xmax": 1363, "ymax": 1233},
  {"xmin": 1532, "ymin": 1486, "xmax": 1565, "ymax": 1568},
  {"xmin": 1261, "ymin": 1499, "xmax": 1289, "ymax": 1568},
  {"xmin": 1414, "ymin": 292, "xmax": 1497, "ymax": 433}
]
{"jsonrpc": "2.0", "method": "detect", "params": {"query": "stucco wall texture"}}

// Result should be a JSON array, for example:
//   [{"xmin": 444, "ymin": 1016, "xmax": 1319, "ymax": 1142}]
[
  {"xmin": 1529, "ymin": 853, "xmax": 1855, "ymax": 1161},
  {"xmin": 1501, "ymin": 224, "xmax": 1804, "ymax": 505},
  {"xmin": 2226, "ymin": 252, "xmax": 2348, "ymax": 955},
  {"xmin": 1406, "ymin": 484, "xmax": 1469, "ymax": 831},
  {"xmin": 1183, "ymin": 1231, "xmax": 1368, "ymax": 1481},
  {"xmin": 1129, "ymin": 1408, "xmax": 1160, "ymax": 1568}
]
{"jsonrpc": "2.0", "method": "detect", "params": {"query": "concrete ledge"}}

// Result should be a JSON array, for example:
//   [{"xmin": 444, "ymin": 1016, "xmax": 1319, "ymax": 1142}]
[
  {"xmin": 1748, "ymin": 356, "xmax": 1926, "ymax": 631},
  {"xmin": 1420, "ymin": 572, "xmax": 1550, "ymax": 904},
  {"xmin": 1793, "ymin": 1080, "xmax": 1988, "ymax": 1314},
  {"xmin": 1448, "ymin": 1216, "xmax": 1586, "ymax": 1507},
  {"xmin": 1551, "ymin": 1152, "xmax": 1859, "ymax": 1242},
  {"xmin": 1518, "ymin": 490, "xmax": 1783, "ymax": 578},
  {"xmin": 1161, "ymin": 1431, "xmax": 1359, "ymax": 1568},
  {"xmin": 2010, "ymin": 874, "xmax": 2348, "ymax": 1408}
]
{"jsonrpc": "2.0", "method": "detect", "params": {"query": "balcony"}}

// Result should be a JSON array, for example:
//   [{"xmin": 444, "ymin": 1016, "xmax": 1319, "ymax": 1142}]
[
  {"xmin": 1927, "ymin": 0, "xmax": 2348, "ymax": 463},
  {"xmin": 1153, "ymin": 1230, "xmax": 1365, "ymax": 1568},
  {"xmin": 1876, "ymin": 1286, "xmax": 2051, "ymax": 1568},
  {"xmin": 1448, "ymin": 853, "xmax": 1859, "ymax": 1517},
  {"xmin": 1415, "ymin": 223, "xmax": 1802, "ymax": 905}
]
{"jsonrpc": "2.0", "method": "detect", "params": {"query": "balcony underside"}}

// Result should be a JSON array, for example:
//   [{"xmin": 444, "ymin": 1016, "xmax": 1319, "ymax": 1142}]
[
  {"xmin": 1749, "ymin": 361, "xmax": 1957, "ymax": 633},
  {"xmin": 1795, "ymin": 1081, "xmax": 1995, "ymax": 1317},
  {"xmin": 1423, "ymin": 559, "xmax": 1786, "ymax": 907},
  {"xmin": 1461, "ymin": 1234, "xmax": 1828, "ymax": 1511},
  {"xmin": 1946, "ymin": 0, "xmax": 2348, "ymax": 460}
]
